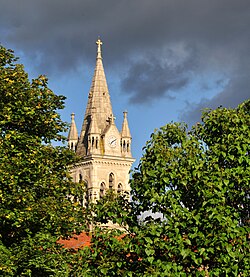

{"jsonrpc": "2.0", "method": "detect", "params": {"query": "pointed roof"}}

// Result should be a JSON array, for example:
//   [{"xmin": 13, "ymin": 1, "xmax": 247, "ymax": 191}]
[
  {"xmin": 121, "ymin": 111, "xmax": 131, "ymax": 138},
  {"xmin": 68, "ymin": 113, "xmax": 78, "ymax": 141},
  {"xmin": 88, "ymin": 107, "xmax": 100, "ymax": 134},
  {"xmin": 76, "ymin": 38, "xmax": 113, "ymax": 156},
  {"xmin": 84, "ymin": 38, "xmax": 113, "ymax": 128}
]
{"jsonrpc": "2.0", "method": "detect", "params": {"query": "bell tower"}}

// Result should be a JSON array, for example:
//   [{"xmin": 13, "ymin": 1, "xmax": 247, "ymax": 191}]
[{"xmin": 68, "ymin": 38, "xmax": 134, "ymax": 206}]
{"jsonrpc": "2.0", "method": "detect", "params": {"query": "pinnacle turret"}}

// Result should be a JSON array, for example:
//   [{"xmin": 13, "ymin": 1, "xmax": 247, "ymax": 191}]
[
  {"xmin": 88, "ymin": 107, "xmax": 100, "ymax": 135},
  {"xmin": 68, "ymin": 113, "xmax": 78, "ymax": 151},
  {"xmin": 121, "ymin": 111, "xmax": 131, "ymax": 138},
  {"xmin": 121, "ymin": 111, "xmax": 132, "ymax": 157}
]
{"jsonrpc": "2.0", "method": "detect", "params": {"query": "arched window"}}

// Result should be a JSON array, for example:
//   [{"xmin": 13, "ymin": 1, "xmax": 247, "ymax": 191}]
[
  {"xmin": 117, "ymin": 183, "xmax": 123, "ymax": 194},
  {"xmin": 100, "ymin": 182, "xmax": 105, "ymax": 198},
  {"xmin": 96, "ymin": 137, "xmax": 98, "ymax": 149},
  {"xmin": 79, "ymin": 174, "xmax": 83, "ymax": 183},
  {"xmin": 127, "ymin": 141, "xmax": 130, "ymax": 152},
  {"xmin": 109, "ymin": 173, "xmax": 114, "ymax": 190},
  {"xmin": 89, "ymin": 191, "xmax": 92, "ymax": 201}
]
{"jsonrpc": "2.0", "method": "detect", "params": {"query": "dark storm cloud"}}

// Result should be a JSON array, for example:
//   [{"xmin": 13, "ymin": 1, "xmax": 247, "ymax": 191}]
[
  {"xmin": 122, "ymin": 46, "xmax": 197, "ymax": 103},
  {"xmin": 122, "ymin": 59, "xmax": 189, "ymax": 103},
  {"xmin": 0, "ymin": 0, "xmax": 250, "ymax": 118},
  {"xmin": 181, "ymin": 74, "xmax": 250, "ymax": 126}
]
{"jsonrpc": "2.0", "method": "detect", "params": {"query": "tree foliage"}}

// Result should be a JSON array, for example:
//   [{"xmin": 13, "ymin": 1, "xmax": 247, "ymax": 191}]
[
  {"xmin": 1, "ymin": 45, "xmax": 249, "ymax": 276},
  {"xmin": 0, "ymin": 45, "xmax": 85, "ymax": 276},
  {"xmin": 79, "ymin": 100, "xmax": 250, "ymax": 276}
]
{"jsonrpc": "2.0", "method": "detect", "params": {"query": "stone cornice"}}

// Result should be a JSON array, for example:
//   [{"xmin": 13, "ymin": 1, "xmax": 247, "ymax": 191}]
[{"xmin": 70, "ymin": 155, "xmax": 135, "ymax": 169}]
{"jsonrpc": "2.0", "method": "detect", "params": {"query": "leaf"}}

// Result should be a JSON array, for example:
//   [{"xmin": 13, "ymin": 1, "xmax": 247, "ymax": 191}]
[{"xmin": 145, "ymin": 249, "xmax": 155, "ymax": 256}]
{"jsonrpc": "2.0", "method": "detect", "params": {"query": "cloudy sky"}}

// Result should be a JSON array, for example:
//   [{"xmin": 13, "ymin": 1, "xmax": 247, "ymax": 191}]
[{"xmin": 1, "ymin": 0, "xmax": 249, "ymax": 165}]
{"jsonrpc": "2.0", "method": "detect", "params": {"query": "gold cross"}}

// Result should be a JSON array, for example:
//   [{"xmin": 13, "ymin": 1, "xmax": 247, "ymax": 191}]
[
  {"xmin": 96, "ymin": 38, "xmax": 103, "ymax": 47},
  {"xmin": 96, "ymin": 37, "xmax": 103, "ymax": 55}
]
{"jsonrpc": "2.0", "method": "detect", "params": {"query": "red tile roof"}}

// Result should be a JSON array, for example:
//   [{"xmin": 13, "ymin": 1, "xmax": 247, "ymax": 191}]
[{"xmin": 58, "ymin": 232, "xmax": 91, "ymax": 249}]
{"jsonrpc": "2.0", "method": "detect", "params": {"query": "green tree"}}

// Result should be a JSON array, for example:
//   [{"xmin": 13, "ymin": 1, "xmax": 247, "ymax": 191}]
[
  {"xmin": 0, "ymin": 45, "xmax": 85, "ymax": 276},
  {"xmin": 80, "ymin": 100, "xmax": 250, "ymax": 276}
]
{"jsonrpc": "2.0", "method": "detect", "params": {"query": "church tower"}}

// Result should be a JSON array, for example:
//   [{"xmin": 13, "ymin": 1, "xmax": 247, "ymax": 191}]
[{"xmin": 68, "ymin": 38, "xmax": 134, "ymax": 205}]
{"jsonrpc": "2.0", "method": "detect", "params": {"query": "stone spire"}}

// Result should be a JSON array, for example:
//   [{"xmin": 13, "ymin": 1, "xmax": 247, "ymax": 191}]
[
  {"xmin": 121, "ymin": 111, "xmax": 132, "ymax": 157},
  {"xmin": 121, "ymin": 111, "xmax": 131, "ymax": 138},
  {"xmin": 68, "ymin": 113, "xmax": 78, "ymax": 151},
  {"xmin": 76, "ymin": 38, "xmax": 113, "ymax": 156}
]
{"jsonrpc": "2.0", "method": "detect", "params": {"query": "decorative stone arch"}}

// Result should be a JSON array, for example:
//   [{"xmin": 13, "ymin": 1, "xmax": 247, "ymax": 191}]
[
  {"xmin": 100, "ymin": 182, "xmax": 106, "ymax": 198},
  {"xmin": 77, "ymin": 169, "xmax": 85, "ymax": 183},
  {"xmin": 83, "ymin": 179, "xmax": 88, "ymax": 192},
  {"xmin": 79, "ymin": 179, "xmax": 89, "ymax": 207},
  {"xmin": 77, "ymin": 170, "xmax": 90, "ymax": 186},
  {"xmin": 109, "ymin": 172, "xmax": 115, "ymax": 190},
  {"xmin": 117, "ymin": 183, "xmax": 123, "ymax": 194},
  {"xmin": 78, "ymin": 174, "xmax": 88, "ymax": 204}
]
